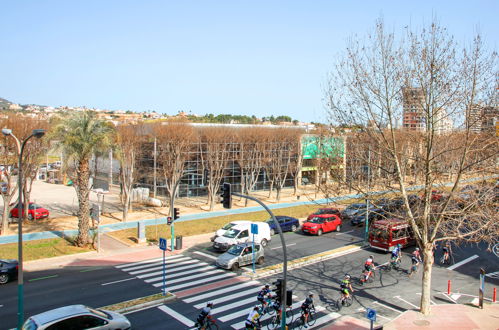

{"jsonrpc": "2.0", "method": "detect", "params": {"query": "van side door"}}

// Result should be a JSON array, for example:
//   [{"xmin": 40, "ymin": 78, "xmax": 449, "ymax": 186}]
[{"xmin": 237, "ymin": 229, "xmax": 249, "ymax": 244}]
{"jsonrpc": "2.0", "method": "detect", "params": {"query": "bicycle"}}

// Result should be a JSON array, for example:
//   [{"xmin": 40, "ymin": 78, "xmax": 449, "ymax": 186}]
[
  {"xmin": 440, "ymin": 252, "xmax": 452, "ymax": 265},
  {"xmin": 384, "ymin": 258, "xmax": 401, "ymax": 272},
  {"xmin": 336, "ymin": 292, "xmax": 353, "ymax": 311},
  {"xmin": 359, "ymin": 269, "xmax": 375, "ymax": 285},
  {"xmin": 266, "ymin": 306, "xmax": 293, "ymax": 329},
  {"xmin": 196, "ymin": 317, "xmax": 220, "ymax": 330},
  {"xmin": 408, "ymin": 263, "xmax": 419, "ymax": 277},
  {"xmin": 294, "ymin": 307, "xmax": 317, "ymax": 329},
  {"xmin": 259, "ymin": 297, "xmax": 276, "ymax": 316}
]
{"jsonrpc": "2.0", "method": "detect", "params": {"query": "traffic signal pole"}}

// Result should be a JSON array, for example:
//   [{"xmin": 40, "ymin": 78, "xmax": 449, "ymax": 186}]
[{"xmin": 231, "ymin": 190, "xmax": 288, "ymax": 330}]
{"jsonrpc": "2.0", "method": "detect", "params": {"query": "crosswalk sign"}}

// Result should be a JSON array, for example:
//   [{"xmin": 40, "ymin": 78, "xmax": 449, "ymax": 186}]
[
  {"xmin": 159, "ymin": 237, "xmax": 167, "ymax": 251},
  {"xmin": 366, "ymin": 308, "xmax": 376, "ymax": 321}
]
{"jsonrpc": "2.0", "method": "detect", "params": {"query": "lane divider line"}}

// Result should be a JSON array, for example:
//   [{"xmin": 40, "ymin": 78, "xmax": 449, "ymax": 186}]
[
  {"xmin": 447, "ymin": 255, "xmax": 479, "ymax": 270},
  {"xmin": 271, "ymin": 243, "xmax": 297, "ymax": 250},
  {"xmin": 28, "ymin": 274, "xmax": 59, "ymax": 282},
  {"xmin": 101, "ymin": 277, "xmax": 136, "ymax": 286}
]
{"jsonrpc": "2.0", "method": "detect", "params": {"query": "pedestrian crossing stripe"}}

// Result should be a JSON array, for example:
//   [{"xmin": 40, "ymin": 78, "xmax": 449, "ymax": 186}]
[
  {"xmin": 153, "ymin": 272, "xmax": 238, "ymax": 290},
  {"xmin": 134, "ymin": 261, "xmax": 208, "ymax": 278},
  {"xmin": 183, "ymin": 280, "xmax": 260, "ymax": 303},
  {"xmin": 128, "ymin": 258, "xmax": 199, "ymax": 274},
  {"xmin": 142, "ymin": 265, "xmax": 217, "ymax": 282},
  {"xmin": 115, "ymin": 254, "xmax": 184, "ymax": 269}
]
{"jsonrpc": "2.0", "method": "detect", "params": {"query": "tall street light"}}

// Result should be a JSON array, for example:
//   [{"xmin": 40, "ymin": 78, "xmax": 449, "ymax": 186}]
[{"xmin": 2, "ymin": 128, "xmax": 46, "ymax": 329}]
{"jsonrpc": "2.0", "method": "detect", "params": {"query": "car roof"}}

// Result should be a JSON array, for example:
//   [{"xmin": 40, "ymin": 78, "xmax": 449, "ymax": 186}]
[
  {"xmin": 234, "ymin": 242, "xmax": 260, "ymax": 248},
  {"xmin": 0, "ymin": 259, "xmax": 18, "ymax": 263},
  {"xmin": 30, "ymin": 305, "xmax": 91, "ymax": 325}
]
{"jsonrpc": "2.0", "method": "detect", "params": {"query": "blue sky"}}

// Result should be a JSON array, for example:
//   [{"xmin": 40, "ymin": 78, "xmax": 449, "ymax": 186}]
[{"xmin": 1, "ymin": 1, "xmax": 497, "ymax": 123}]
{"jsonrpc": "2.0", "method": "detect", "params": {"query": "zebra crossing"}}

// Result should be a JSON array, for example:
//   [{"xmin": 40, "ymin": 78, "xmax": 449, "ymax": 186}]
[{"xmin": 116, "ymin": 254, "xmax": 341, "ymax": 329}]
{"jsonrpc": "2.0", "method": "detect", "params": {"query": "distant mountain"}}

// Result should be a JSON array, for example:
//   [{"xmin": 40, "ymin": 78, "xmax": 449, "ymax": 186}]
[{"xmin": 0, "ymin": 97, "xmax": 13, "ymax": 109}]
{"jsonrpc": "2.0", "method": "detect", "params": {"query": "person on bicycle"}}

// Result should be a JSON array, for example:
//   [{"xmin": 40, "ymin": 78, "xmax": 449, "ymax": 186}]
[
  {"xmin": 196, "ymin": 302, "xmax": 213, "ymax": 329},
  {"xmin": 257, "ymin": 284, "xmax": 272, "ymax": 311},
  {"xmin": 412, "ymin": 248, "xmax": 422, "ymax": 263},
  {"xmin": 392, "ymin": 244, "xmax": 402, "ymax": 263},
  {"xmin": 340, "ymin": 274, "xmax": 354, "ymax": 299},
  {"xmin": 409, "ymin": 252, "xmax": 421, "ymax": 276},
  {"xmin": 362, "ymin": 255, "xmax": 375, "ymax": 282},
  {"xmin": 245, "ymin": 306, "xmax": 261, "ymax": 329},
  {"xmin": 301, "ymin": 293, "xmax": 315, "ymax": 328}
]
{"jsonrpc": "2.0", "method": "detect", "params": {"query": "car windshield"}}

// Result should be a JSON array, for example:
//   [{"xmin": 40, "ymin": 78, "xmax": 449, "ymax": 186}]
[
  {"xmin": 89, "ymin": 307, "xmax": 111, "ymax": 320},
  {"xmin": 221, "ymin": 223, "xmax": 235, "ymax": 230},
  {"xmin": 227, "ymin": 245, "xmax": 244, "ymax": 256},
  {"xmin": 21, "ymin": 318, "xmax": 37, "ymax": 330},
  {"xmin": 315, "ymin": 209, "xmax": 330, "ymax": 215},
  {"xmin": 346, "ymin": 204, "xmax": 365, "ymax": 211},
  {"xmin": 308, "ymin": 218, "xmax": 324, "ymax": 224},
  {"xmin": 223, "ymin": 229, "xmax": 240, "ymax": 238},
  {"xmin": 29, "ymin": 204, "xmax": 41, "ymax": 210}
]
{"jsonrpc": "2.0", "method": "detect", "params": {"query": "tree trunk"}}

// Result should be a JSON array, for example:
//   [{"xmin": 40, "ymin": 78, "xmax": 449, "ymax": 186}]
[
  {"xmin": 122, "ymin": 191, "xmax": 129, "ymax": 222},
  {"xmin": 75, "ymin": 160, "xmax": 91, "ymax": 246},
  {"xmin": 1, "ymin": 201, "xmax": 10, "ymax": 235},
  {"xmin": 420, "ymin": 246, "xmax": 434, "ymax": 315}
]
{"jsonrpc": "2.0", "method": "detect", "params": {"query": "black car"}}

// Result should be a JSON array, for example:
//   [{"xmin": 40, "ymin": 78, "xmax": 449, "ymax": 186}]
[
  {"xmin": 0, "ymin": 259, "xmax": 18, "ymax": 284},
  {"xmin": 350, "ymin": 208, "xmax": 386, "ymax": 226}
]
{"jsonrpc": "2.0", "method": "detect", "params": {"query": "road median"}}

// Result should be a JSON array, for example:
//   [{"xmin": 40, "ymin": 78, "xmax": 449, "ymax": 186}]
[{"xmin": 100, "ymin": 292, "xmax": 177, "ymax": 314}]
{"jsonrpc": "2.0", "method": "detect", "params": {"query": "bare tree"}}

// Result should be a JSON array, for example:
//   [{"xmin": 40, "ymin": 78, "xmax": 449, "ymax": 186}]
[
  {"xmin": 115, "ymin": 123, "xmax": 144, "ymax": 222},
  {"xmin": 199, "ymin": 127, "xmax": 235, "ymax": 210},
  {"xmin": 154, "ymin": 122, "xmax": 196, "ymax": 212},
  {"xmin": 325, "ymin": 19, "xmax": 498, "ymax": 314}
]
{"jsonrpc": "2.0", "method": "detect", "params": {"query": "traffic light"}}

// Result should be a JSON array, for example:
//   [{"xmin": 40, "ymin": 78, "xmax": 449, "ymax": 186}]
[
  {"xmin": 221, "ymin": 182, "xmax": 232, "ymax": 209},
  {"xmin": 173, "ymin": 208, "xmax": 180, "ymax": 220},
  {"xmin": 167, "ymin": 216, "xmax": 172, "ymax": 225},
  {"xmin": 286, "ymin": 290, "xmax": 293, "ymax": 307},
  {"xmin": 273, "ymin": 279, "xmax": 283, "ymax": 302}
]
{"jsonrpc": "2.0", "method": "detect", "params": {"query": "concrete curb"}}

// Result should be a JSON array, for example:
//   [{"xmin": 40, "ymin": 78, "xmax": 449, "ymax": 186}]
[
  {"xmin": 101, "ymin": 293, "xmax": 177, "ymax": 314},
  {"xmin": 244, "ymin": 243, "xmax": 364, "ymax": 279}
]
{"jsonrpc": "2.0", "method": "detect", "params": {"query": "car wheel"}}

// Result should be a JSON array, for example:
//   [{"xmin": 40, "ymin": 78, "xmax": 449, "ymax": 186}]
[
  {"xmin": 260, "ymin": 239, "xmax": 268, "ymax": 247},
  {"xmin": 336, "ymin": 225, "xmax": 341, "ymax": 232},
  {"xmin": 270, "ymin": 229, "xmax": 275, "ymax": 236},
  {"xmin": 291, "ymin": 225, "xmax": 297, "ymax": 232},
  {"xmin": 317, "ymin": 229, "xmax": 323, "ymax": 236},
  {"xmin": 231, "ymin": 263, "xmax": 239, "ymax": 271},
  {"xmin": 28, "ymin": 214, "xmax": 34, "ymax": 221},
  {"xmin": 257, "ymin": 256, "xmax": 265, "ymax": 265},
  {"xmin": 0, "ymin": 274, "xmax": 9, "ymax": 284}
]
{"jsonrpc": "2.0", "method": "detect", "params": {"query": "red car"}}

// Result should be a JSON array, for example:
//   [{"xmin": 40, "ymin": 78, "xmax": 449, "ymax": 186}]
[
  {"xmin": 306, "ymin": 208, "xmax": 342, "ymax": 221},
  {"xmin": 301, "ymin": 214, "xmax": 342, "ymax": 236},
  {"xmin": 9, "ymin": 203, "xmax": 49, "ymax": 220}
]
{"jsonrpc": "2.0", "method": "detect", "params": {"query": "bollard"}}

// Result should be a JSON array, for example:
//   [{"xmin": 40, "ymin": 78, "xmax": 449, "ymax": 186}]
[
  {"xmin": 493, "ymin": 288, "xmax": 497, "ymax": 303},
  {"xmin": 448, "ymin": 280, "xmax": 451, "ymax": 295}
]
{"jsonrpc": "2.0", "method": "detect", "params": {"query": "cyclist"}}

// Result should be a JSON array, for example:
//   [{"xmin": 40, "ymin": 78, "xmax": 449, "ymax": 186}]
[
  {"xmin": 409, "ymin": 252, "xmax": 421, "ymax": 277},
  {"xmin": 412, "ymin": 247, "xmax": 422, "ymax": 262},
  {"xmin": 245, "ymin": 306, "xmax": 261, "ymax": 329},
  {"xmin": 340, "ymin": 274, "xmax": 354, "ymax": 300},
  {"xmin": 362, "ymin": 255, "xmax": 375, "ymax": 282},
  {"xmin": 196, "ymin": 302, "xmax": 213, "ymax": 329},
  {"xmin": 257, "ymin": 284, "xmax": 272, "ymax": 312},
  {"xmin": 301, "ymin": 293, "xmax": 315, "ymax": 328},
  {"xmin": 391, "ymin": 244, "xmax": 402, "ymax": 263}
]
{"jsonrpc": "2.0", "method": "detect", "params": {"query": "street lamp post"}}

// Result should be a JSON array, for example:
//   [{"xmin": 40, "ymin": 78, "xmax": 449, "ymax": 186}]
[{"xmin": 2, "ymin": 128, "xmax": 45, "ymax": 329}]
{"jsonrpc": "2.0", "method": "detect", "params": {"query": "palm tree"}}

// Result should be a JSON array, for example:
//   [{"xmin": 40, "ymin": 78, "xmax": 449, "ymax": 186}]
[{"xmin": 52, "ymin": 111, "xmax": 114, "ymax": 246}]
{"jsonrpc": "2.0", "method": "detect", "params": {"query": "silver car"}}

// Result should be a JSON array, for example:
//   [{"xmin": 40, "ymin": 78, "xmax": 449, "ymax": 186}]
[
  {"xmin": 216, "ymin": 242, "xmax": 265, "ymax": 271},
  {"xmin": 22, "ymin": 304, "xmax": 131, "ymax": 330}
]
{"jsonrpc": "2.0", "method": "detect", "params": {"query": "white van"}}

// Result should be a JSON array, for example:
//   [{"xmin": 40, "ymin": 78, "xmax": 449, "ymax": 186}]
[
  {"xmin": 211, "ymin": 220, "xmax": 252, "ymax": 242},
  {"xmin": 213, "ymin": 222, "xmax": 271, "ymax": 252}
]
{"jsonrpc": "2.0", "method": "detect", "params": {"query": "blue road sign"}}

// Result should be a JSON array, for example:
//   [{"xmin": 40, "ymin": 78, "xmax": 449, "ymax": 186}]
[
  {"xmin": 251, "ymin": 223, "xmax": 258, "ymax": 235},
  {"xmin": 159, "ymin": 237, "xmax": 167, "ymax": 251},
  {"xmin": 366, "ymin": 308, "xmax": 376, "ymax": 322}
]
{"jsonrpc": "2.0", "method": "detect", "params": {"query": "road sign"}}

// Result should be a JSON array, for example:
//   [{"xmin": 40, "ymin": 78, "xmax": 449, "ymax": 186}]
[
  {"xmin": 159, "ymin": 237, "xmax": 167, "ymax": 251},
  {"xmin": 251, "ymin": 223, "xmax": 258, "ymax": 235},
  {"xmin": 366, "ymin": 308, "xmax": 376, "ymax": 322}
]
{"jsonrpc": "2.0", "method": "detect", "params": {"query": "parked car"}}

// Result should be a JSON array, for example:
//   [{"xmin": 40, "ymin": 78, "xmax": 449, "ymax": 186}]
[
  {"xmin": 211, "ymin": 220, "xmax": 252, "ymax": 242},
  {"xmin": 350, "ymin": 208, "xmax": 386, "ymax": 226},
  {"xmin": 341, "ymin": 203, "xmax": 371, "ymax": 220},
  {"xmin": 215, "ymin": 242, "xmax": 264, "ymax": 271},
  {"xmin": 22, "ymin": 304, "xmax": 131, "ymax": 330},
  {"xmin": 9, "ymin": 202, "xmax": 49, "ymax": 220},
  {"xmin": 0, "ymin": 259, "xmax": 18, "ymax": 285},
  {"xmin": 213, "ymin": 222, "xmax": 271, "ymax": 251},
  {"xmin": 306, "ymin": 208, "xmax": 342, "ymax": 221},
  {"xmin": 265, "ymin": 216, "xmax": 300, "ymax": 235},
  {"xmin": 301, "ymin": 214, "xmax": 342, "ymax": 236}
]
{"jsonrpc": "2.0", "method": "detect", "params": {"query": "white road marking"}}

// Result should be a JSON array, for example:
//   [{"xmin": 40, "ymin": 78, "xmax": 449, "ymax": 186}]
[
  {"xmin": 447, "ymin": 255, "xmax": 479, "ymax": 270},
  {"xmin": 394, "ymin": 296, "xmax": 419, "ymax": 309},
  {"xmin": 485, "ymin": 271, "xmax": 499, "ymax": 279},
  {"xmin": 153, "ymin": 272, "xmax": 237, "ymax": 290},
  {"xmin": 451, "ymin": 294, "xmax": 462, "ymax": 301},
  {"xmin": 129, "ymin": 259, "xmax": 202, "ymax": 275},
  {"xmin": 120, "ymin": 256, "xmax": 191, "ymax": 272},
  {"xmin": 183, "ymin": 281, "xmax": 260, "ymax": 302},
  {"xmin": 416, "ymin": 293, "xmax": 436, "ymax": 305},
  {"xmin": 145, "ymin": 268, "xmax": 222, "ymax": 283},
  {"xmin": 336, "ymin": 230, "xmax": 354, "ymax": 235},
  {"xmin": 373, "ymin": 301, "xmax": 404, "ymax": 313},
  {"xmin": 139, "ymin": 265, "xmax": 215, "ymax": 280},
  {"xmin": 101, "ymin": 277, "xmax": 136, "ymax": 286},
  {"xmin": 439, "ymin": 292, "xmax": 458, "ymax": 304},
  {"xmin": 271, "ymin": 243, "xmax": 297, "ymax": 250},
  {"xmin": 193, "ymin": 287, "xmax": 260, "ymax": 308},
  {"xmin": 115, "ymin": 254, "xmax": 184, "ymax": 269},
  {"xmin": 157, "ymin": 305, "xmax": 195, "ymax": 327},
  {"xmin": 229, "ymin": 302, "xmax": 311, "ymax": 328},
  {"xmin": 193, "ymin": 251, "xmax": 218, "ymax": 260}
]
